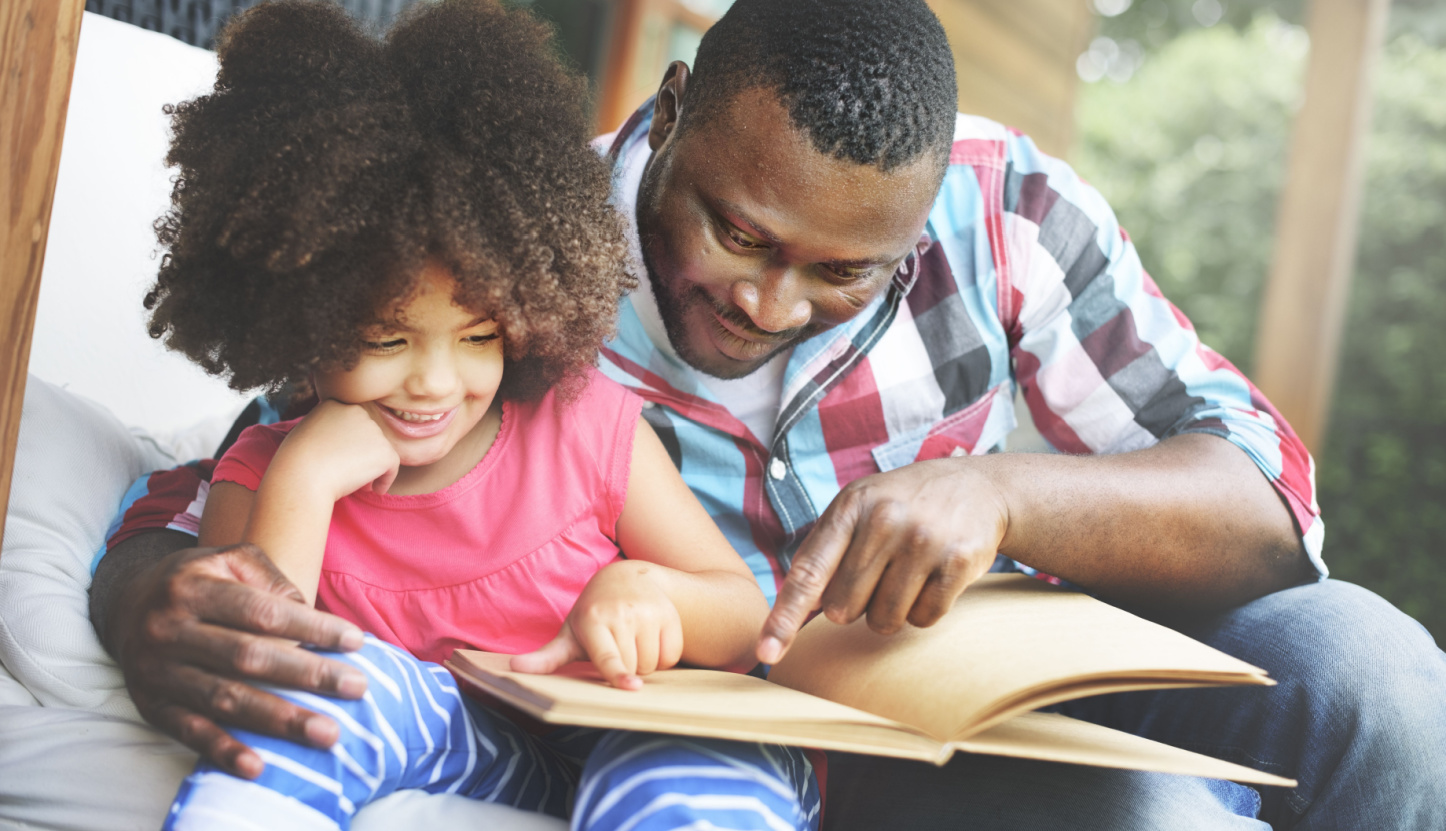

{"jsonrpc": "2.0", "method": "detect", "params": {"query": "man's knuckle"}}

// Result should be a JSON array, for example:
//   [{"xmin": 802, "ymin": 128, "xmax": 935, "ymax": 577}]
[
  {"xmin": 231, "ymin": 636, "xmax": 273, "ymax": 676},
  {"xmin": 207, "ymin": 678, "xmax": 245, "ymax": 716},
  {"xmin": 905, "ymin": 524, "xmax": 935, "ymax": 553},
  {"xmin": 870, "ymin": 500, "xmax": 909, "ymax": 532},
  {"xmin": 142, "ymin": 612, "xmax": 180, "ymax": 646},
  {"xmin": 174, "ymin": 712, "xmax": 212, "ymax": 746},
  {"xmin": 788, "ymin": 559, "xmax": 832, "ymax": 591}
]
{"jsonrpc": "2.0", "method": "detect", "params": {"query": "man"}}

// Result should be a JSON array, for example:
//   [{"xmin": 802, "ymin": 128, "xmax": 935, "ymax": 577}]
[{"xmin": 92, "ymin": 0, "xmax": 1445, "ymax": 827}]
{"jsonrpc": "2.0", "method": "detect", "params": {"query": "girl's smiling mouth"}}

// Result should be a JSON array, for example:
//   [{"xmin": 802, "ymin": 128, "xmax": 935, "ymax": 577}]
[{"xmin": 378, "ymin": 404, "xmax": 458, "ymax": 439}]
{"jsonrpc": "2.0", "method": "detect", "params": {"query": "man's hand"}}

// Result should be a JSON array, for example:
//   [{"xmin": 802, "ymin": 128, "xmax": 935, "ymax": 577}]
[
  {"xmin": 110, "ymin": 542, "xmax": 367, "ymax": 778},
  {"xmin": 512, "ymin": 560, "xmax": 685, "ymax": 690},
  {"xmin": 757, "ymin": 458, "xmax": 1007, "ymax": 664},
  {"xmin": 755, "ymin": 434, "xmax": 1315, "ymax": 664}
]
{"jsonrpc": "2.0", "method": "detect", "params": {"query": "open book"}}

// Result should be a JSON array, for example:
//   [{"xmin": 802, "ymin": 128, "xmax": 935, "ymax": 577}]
[{"xmin": 447, "ymin": 574, "xmax": 1294, "ymax": 787}]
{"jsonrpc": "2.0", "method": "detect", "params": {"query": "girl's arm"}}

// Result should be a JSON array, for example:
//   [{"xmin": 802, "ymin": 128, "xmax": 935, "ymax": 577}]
[
  {"xmin": 200, "ymin": 402, "xmax": 399, "ymax": 606},
  {"xmin": 513, "ymin": 418, "xmax": 768, "ymax": 687}
]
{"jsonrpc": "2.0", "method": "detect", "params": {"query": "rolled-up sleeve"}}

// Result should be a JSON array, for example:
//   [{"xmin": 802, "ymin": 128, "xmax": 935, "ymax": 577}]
[{"xmin": 994, "ymin": 131, "xmax": 1325, "ymax": 577}]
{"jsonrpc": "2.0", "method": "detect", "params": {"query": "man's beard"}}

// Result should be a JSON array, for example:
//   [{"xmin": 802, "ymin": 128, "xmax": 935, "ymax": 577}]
[
  {"xmin": 634, "ymin": 155, "xmax": 810, "ymax": 380},
  {"xmin": 639, "ymin": 244, "xmax": 806, "ymax": 381}
]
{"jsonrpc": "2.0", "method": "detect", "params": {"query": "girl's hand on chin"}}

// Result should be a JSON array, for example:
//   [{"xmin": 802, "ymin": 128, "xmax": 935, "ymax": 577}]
[
  {"xmin": 273, "ymin": 400, "xmax": 401, "ymax": 500},
  {"xmin": 510, "ymin": 560, "xmax": 684, "ymax": 690}
]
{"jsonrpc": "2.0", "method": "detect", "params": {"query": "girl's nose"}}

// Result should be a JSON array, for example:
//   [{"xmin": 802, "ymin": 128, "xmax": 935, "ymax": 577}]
[
  {"xmin": 405, "ymin": 348, "xmax": 458, "ymax": 398},
  {"xmin": 731, "ymin": 269, "xmax": 811, "ymax": 334}
]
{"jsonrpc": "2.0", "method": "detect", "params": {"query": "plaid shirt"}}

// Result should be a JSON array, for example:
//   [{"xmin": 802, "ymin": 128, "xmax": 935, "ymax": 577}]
[{"xmin": 596, "ymin": 104, "xmax": 1325, "ymax": 605}]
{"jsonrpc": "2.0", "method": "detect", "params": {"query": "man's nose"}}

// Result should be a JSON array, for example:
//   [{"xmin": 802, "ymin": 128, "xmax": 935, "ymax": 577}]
[{"xmin": 731, "ymin": 269, "xmax": 811, "ymax": 335}]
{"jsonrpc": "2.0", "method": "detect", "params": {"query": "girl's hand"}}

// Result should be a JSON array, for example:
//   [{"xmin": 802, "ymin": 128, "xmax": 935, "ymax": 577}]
[
  {"xmin": 511, "ymin": 560, "xmax": 684, "ymax": 690},
  {"xmin": 273, "ymin": 400, "xmax": 401, "ymax": 500}
]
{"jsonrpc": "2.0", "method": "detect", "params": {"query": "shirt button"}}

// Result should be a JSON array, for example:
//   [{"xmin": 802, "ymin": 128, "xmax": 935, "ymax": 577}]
[
  {"xmin": 769, "ymin": 458, "xmax": 787, "ymax": 480},
  {"xmin": 641, "ymin": 400, "xmax": 655, "ymax": 409}
]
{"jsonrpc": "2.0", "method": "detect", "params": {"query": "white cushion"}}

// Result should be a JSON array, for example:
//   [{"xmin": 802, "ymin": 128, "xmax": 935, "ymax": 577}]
[{"xmin": 0, "ymin": 375, "xmax": 170, "ymax": 716}]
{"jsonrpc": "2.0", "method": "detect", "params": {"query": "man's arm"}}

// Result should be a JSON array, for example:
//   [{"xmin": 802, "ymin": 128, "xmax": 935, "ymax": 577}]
[
  {"xmin": 90, "ymin": 531, "xmax": 367, "ymax": 778},
  {"xmin": 758, "ymin": 431, "xmax": 1312, "ymax": 661},
  {"xmin": 757, "ymin": 127, "xmax": 1318, "ymax": 664}
]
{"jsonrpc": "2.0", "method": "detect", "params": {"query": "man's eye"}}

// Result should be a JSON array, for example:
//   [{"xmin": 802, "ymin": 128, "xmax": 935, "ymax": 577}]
[
  {"xmin": 726, "ymin": 227, "xmax": 766, "ymax": 250},
  {"xmin": 823, "ymin": 265, "xmax": 869, "ymax": 281},
  {"xmin": 363, "ymin": 338, "xmax": 405, "ymax": 351},
  {"xmin": 466, "ymin": 334, "xmax": 501, "ymax": 345}
]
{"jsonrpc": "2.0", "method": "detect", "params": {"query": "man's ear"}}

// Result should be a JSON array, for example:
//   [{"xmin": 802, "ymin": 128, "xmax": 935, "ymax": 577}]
[{"xmin": 648, "ymin": 61, "xmax": 691, "ymax": 152}]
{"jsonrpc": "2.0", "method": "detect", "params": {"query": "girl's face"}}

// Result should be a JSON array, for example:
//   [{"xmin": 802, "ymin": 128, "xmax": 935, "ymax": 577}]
[{"xmin": 313, "ymin": 263, "xmax": 504, "ymax": 474}]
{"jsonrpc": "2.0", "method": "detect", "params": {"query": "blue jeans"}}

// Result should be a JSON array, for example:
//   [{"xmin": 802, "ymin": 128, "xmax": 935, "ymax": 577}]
[{"xmin": 823, "ymin": 580, "xmax": 1446, "ymax": 830}]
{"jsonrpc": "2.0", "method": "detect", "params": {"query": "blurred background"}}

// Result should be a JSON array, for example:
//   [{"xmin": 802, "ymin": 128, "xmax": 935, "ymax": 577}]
[{"xmin": 84, "ymin": 0, "xmax": 1444, "ymax": 642}]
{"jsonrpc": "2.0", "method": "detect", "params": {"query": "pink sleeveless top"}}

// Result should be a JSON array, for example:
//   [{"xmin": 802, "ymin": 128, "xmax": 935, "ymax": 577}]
[{"xmin": 213, "ymin": 369, "xmax": 643, "ymax": 665}]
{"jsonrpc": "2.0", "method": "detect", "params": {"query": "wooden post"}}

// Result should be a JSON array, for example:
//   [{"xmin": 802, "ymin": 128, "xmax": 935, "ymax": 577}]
[
  {"xmin": 593, "ymin": 0, "xmax": 648, "ymax": 134},
  {"xmin": 0, "ymin": 0, "xmax": 85, "ymax": 551},
  {"xmin": 1252, "ymin": 0, "xmax": 1391, "ymax": 453}
]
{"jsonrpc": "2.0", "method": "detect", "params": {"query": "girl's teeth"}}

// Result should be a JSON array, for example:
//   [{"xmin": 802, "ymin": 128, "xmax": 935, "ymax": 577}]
[{"xmin": 390, "ymin": 408, "xmax": 443, "ymax": 423}]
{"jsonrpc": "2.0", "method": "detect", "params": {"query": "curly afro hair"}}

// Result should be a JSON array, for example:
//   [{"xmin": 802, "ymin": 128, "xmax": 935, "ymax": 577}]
[
  {"xmin": 145, "ymin": 0, "xmax": 635, "ymax": 400},
  {"xmin": 681, "ymin": 0, "xmax": 956, "ymax": 173}
]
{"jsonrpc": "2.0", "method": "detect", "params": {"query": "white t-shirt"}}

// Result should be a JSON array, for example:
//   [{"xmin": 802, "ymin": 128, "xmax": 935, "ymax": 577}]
[{"xmin": 629, "ymin": 276, "xmax": 789, "ymax": 446}]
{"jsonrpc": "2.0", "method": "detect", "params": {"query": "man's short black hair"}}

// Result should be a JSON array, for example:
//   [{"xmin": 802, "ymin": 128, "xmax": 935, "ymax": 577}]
[{"xmin": 681, "ymin": 0, "xmax": 957, "ymax": 172}]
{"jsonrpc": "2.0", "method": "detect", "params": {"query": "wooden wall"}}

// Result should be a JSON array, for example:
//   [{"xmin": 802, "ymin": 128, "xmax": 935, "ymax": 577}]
[{"xmin": 928, "ymin": 0, "xmax": 1095, "ymax": 159}]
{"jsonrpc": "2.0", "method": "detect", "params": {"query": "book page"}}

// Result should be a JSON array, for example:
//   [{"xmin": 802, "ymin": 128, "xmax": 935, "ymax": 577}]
[
  {"xmin": 446, "ymin": 651, "xmax": 949, "ymax": 762},
  {"xmin": 767, "ymin": 574, "xmax": 1271, "ymax": 741},
  {"xmin": 953, "ymin": 712, "xmax": 1295, "ymax": 788}
]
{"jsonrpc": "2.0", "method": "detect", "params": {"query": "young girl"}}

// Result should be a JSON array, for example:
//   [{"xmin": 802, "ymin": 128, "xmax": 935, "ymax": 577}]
[{"xmin": 144, "ymin": 2, "xmax": 819, "ymax": 829}]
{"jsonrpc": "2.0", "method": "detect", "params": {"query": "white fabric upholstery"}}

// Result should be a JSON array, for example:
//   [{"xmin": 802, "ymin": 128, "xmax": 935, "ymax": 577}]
[{"xmin": 0, "ymin": 376, "xmax": 170, "ymax": 717}]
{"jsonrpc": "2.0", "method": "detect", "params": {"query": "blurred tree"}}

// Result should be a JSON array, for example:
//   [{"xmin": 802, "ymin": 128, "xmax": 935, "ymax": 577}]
[
  {"xmin": 1074, "ymin": 16, "xmax": 1306, "ymax": 372},
  {"xmin": 1091, "ymin": 0, "xmax": 1441, "ymax": 52},
  {"xmin": 1074, "ymin": 15, "xmax": 1446, "ymax": 643}
]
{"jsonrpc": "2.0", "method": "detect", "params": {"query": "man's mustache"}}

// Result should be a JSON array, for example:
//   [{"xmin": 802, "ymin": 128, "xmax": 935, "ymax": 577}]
[{"xmin": 703, "ymin": 290, "xmax": 805, "ymax": 344}]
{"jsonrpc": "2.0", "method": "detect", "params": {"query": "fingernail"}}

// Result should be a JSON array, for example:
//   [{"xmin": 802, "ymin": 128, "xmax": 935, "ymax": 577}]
[
  {"xmin": 235, "ymin": 751, "xmax": 264, "ymax": 780},
  {"xmin": 304, "ymin": 717, "xmax": 339, "ymax": 747},
  {"xmin": 338, "ymin": 671, "xmax": 367, "ymax": 698},
  {"xmin": 758, "ymin": 636, "xmax": 783, "ymax": 664},
  {"xmin": 339, "ymin": 628, "xmax": 364, "ymax": 651}
]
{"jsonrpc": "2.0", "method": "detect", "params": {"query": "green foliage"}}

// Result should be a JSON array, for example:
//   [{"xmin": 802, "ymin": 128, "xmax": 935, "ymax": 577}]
[
  {"xmin": 1075, "ymin": 16, "xmax": 1307, "ymax": 373},
  {"xmin": 1096, "ymin": 0, "xmax": 1446, "ymax": 52},
  {"xmin": 1074, "ymin": 19, "xmax": 1446, "ymax": 643},
  {"xmin": 1316, "ymin": 35, "xmax": 1446, "ymax": 642}
]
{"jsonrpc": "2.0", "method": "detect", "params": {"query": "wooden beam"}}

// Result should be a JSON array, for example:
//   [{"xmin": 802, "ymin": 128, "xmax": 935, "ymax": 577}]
[
  {"xmin": 1253, "ymin": 0, "xmax": 1391, "ymax": 453},
  {"xmin": 0, "ymin": 0, "xmax": 85, "ymax": 552}
]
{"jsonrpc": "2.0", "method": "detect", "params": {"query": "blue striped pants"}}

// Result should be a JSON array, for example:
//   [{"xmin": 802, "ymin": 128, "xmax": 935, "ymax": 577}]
[{"xmin": 164, "ymin": 637, "xmax": 820, "ymax": 831}]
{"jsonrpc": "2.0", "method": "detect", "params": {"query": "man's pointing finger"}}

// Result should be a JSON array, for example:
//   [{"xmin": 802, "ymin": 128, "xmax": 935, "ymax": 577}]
[{"xmin": 756, "ymin": 496, "xmax": 859, "ymax": 663}]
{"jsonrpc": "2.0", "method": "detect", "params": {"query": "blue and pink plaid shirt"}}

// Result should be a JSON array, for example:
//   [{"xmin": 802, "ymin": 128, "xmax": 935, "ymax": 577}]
[{"xmin": 596, "ymin": 104, "xmax": 1326, "ymax": 605}]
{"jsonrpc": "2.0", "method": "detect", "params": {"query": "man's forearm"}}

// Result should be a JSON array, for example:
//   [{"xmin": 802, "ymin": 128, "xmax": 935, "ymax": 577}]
[
  {"xmin": 89, "ymin": 529, "xmax": 197, "ymax": 660},
  {"xmin": 987, "ymin": 432, "xmax": 1314, "ymax": 615}
]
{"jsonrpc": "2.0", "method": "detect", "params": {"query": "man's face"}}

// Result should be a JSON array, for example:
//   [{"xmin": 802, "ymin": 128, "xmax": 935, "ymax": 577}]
[{"xmin": 635, "ymin": 80, "xmax": 944, "ymax": 379}]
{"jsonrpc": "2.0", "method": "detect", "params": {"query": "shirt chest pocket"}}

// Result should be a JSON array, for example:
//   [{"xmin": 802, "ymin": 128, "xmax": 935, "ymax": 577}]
[{"xmin": 869, "ymin": 382, "xmax": 1016, "ymax": 473}]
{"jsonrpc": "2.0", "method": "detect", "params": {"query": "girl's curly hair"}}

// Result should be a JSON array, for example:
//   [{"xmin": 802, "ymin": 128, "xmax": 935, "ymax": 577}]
[{"xmin": 145, "ymin": 0, "xmax": 635, "ymax": 400}]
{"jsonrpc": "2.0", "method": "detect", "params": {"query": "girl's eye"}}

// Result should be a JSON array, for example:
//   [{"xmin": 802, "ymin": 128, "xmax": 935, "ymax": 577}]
[
  {"xmin": 363, "ymin": 338, "xmax": 405, "ymax": 352},
  {"xmin": 466, "ymin": 333, "xmax": 501, "ymax": 345}
]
